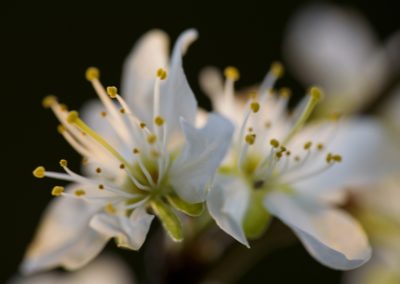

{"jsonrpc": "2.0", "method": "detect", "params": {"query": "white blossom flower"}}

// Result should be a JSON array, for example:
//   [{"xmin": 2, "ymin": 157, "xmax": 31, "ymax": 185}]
[
  {"xmin": 283, "ymin": 3, "xmax": 400, "ymax": 115},
  {"xmin": 22, "ymin": 29, "xmax": 233, "ymax": 274},
  {"xmin": 11, "ymin": 254, "xmax": 134, "ymax": 284},
  {"xmin": 201, "ymin": 64, "xmax": 398, "ymax": 270}
]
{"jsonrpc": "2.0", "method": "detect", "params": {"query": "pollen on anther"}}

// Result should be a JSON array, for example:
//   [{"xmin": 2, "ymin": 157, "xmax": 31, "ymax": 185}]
[
  {"xmin": 224, "ymin": 66, "xmax": 240, "ymax": 81},
  {"xmin": 74, "ymin": 189, "xmax": 86, "ymax": 197},
  {"xmin": 133, "ymin": 148, "xmax": 140, "ymax": 154},
  {"xmin": 309, "ymin": 87, "xmax": 323, "ymax": 101},
  {"xmin": 317, "ymin": 143, "xmax": 324, "ymax": 151},
  {"xmin": 33, "ymin": 166, "xmax": 46, "ymax": 178},
  {"xmin": 157, "ymin": 68, "xmax": 168, "ymax": 80},
  {"xmin": 105, "ymin": 203, "xmax": 116, "ymax": 215},
  {"xmin": 140, "ymin": 122, "xmax": 146, "ymax": 129},
  {"xmin": 304, "ymin": 141, "xmax": 312, "ymax": 150},
  {"xmin": 271, "ymin": 62, "xmax": 284, "ymax": 78},
  {"xmin": 67, "ymin": 111, "xmax": 79, "ymax": 123},
  {"xmin": 147, "ymin": 134, "xmax": 157, "ymax": 144},
  {"xmin": 106, "ymin": 86, "xmax": 118, "ymax": 98},
  {"xmin": 59, "ymin": 159, "xmax": 68, "ymax": 168},
  {"xmin": 95, "ymin": 167, "xmax": 102, "ymax": 174},
  {"xmin": 154, "ymin": 116, "xmax": 165, "ymax": 126},
  {"xmin": 119, "ymin": 108, "xmax": 126, "ymax": 114},
  {"xmin": 52, "ymin": 186, "xmax": 64, "ymax": 196},
  {"xmin": 119, "ymin": 164, "xmax": 125, "ymax": 169},
  {"xmin": 270, "ymin": 139, "xmax": 280, "ymax": 148},
  {"xmin": 85, "ymin": 67, "xmax": 100, "ymax": 81},
  {"xmin": 98, "ymin": 184, "xmax": 105, "ymax": 190},
  {"xmin": 245, "ymin": 134, "xmax": 256, "ymax": 145},
  {"xmin": 42, "ymin": 95, "xmax": 57, "ymax": 108},
  {"xmin": 250, "ymin": 101, "xmax": 260, "ymax": 113}
]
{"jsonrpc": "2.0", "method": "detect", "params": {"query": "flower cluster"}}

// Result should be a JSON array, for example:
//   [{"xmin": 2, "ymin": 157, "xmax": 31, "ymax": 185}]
[{"xmin": 23, "ymin": 29, "xmax": 396, "ymax": 275}]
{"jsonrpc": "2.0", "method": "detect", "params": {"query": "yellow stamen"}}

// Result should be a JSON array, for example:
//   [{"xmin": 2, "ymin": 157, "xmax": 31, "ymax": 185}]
[
  {"xmin": 250, "ymin": 101, "xmax": 260, "ymax": 113},
  {"xmin": 106, "ymin": 86, "xmax": 118, "ymax": 98},
  {"xmin": 317, "ymin": 143, "xmax": 324, "ymax": 151},
  {"xmin": 154, "ymin": 116, "xmax": 165, "ymax": 126},
  {"xmin": 279, "ymin": 87, "xmax": 291, "ymax": 97},
  {"xmin": 52, "ymin": 186, "xmax": 64, "ymax": 196},
  {"xmin": 224, "ymin": 66, "xmax": 240, "ymax": 81},
  {"xmin": 271, "ymin": 61, "xmax": 284, "ymax": 78},
  {"xmin": 59, "ymin": 159, "xmax": 68, "ymax": 168},
  {"xmin": 245, "ymin": 134, "xmax": 256, "ymax": 145},
  {"xmin": 33, "ymin": 166, "xmax": 46, "ymax": 178},
  {"xmin": 147, "ymin": 134, "xmax": 157, "ymax": 144},
  {"xmin": 140, "ymin": 122, "xmax": 146, "ymax": 129},
  {"xmin": 133, "ymin": 148, "xmax": 140, "ymax": 154},
  {"xmin": 105, "ymin": 203, "xmax": 116, "ymax": 214},
  {"xmin": 85, "ymin": 67, "xmax": 100, "ymax": 81},
  {"xmin": 156, "ymin": 68, "xmax": 168, "ymax": 80},
  {"xmin": 98, "ymin": 184, "xmax": 105, "ymax": 190},
  {"xmin": 119, "ymin": 164, "xmax": 125, "ymax": 169},
  {"xmin": 42, "ymin": 95, "xmax": 57, "ymax": 108},
  {"xmin": 270, "ymin": 139, "xmax": 280, "ymax": 148},
  {"xmin": 304, "ymin": 141, "xmax": 312, "ymax": 150},
  {"xmin": 74, "ymin": 189, "xmax": 86, "ymax": 196},
  {"xmin": 96, "ymin": 167, "xmax": 102, "ymax": 174}
]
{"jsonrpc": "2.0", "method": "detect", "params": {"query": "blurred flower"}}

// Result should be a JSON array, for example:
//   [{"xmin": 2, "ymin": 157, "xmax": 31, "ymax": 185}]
[
  {"xmin": 11, "ymin": 254, "xmax": 134, "ymax": 284},
  {"xmin": 23, "ymin": 29, "xmax": 233, "ymax": 274},
  {"xmin": 284, "ymin": 3, "xmax": 400, "ymax": 115},
  {"xmin": 201, "ymin": 64, "xmax": 398, "ymax": 270}
]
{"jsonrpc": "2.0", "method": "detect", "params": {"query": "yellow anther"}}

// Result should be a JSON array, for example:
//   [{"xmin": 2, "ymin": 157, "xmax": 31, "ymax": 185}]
[
  {"xmin": 119, "ymin": 164, "xmax": 125, "ymax": 169},
  {"xmin": 106, "ymin": 86, "xmax": 118, "ymax": 98},
  {"xmin": 317, "ymin": 143, "xmax": 324, "ymax": 151},
  {"xmin": 279, "ymin": 87, "xmax": 291, "ymax": 97},
  {"xmin": 100, "ymin": 111, "xmax": 107, "ymax": 117},
  {"xmin": 270, "ymin": 139, "xmax": 280, "ymax": 148},
  {"xmin": 245, "ymin": 134, "xmax": 256, "ymax": 145},
  {"xmin": 276, "ymin": 152, "xmax": 283, "ymax": 159},
  {"xmin": 156, "ymin": 68, "xmax": 168, "ymax": 80},
  {"xmin": 147, "ymin": 134, "xmax": 157, "ymax": 144},
  {"xmin": 67, "ymin": 111, "xmax": 79, "ymax": 123},
  {"xmin": 33, "ymin": 166, "xmax": 46, "ymax": 178},
  {"xmin": 42, "ymin": 95, "xmax": 57, "ymax": 108},
  {"xmin": 309, "ymin": 86, "xmax": 323, "ymax": 102},
  {"xmin": 59, "ymin": 159, "xmax": 68, "ymax": 168},
  {"xmin": 280, "ymin": 146, "xmax": 287, "ymax": 152},
  {"xmin": 105, "ymin": 203, "xmax": 116, "ymax": 215},
  {"xmin": 250, "ymin": 101, "xmax": 260, "ymax": 113},
  {"xmin": 74, "ymin": 189, "xmax": 86, "ymax": 197},
  {"xmin": 85, "ymin": 67, "xmax": 100, "ymax": 81},
  {"xmin": 154, "ymin": 116, "xmax": 165, "ymax": 126},
  {"xmin": 286, "ymin": 151, "xmax": 291, "ymax": 156},
  {"xmin": 270, "ymin": 61, "xmax": 284, "ymax": 78},
  {"xmin": 57, "ymin": 124, "xmax": 65, "ymax": 134},
  {"xmin": 119, "ymin": 108, "xmax": 126, "ymax": 114},
  {"xmin": 95, "ymin": 167, "xmax": 102, "ymax": 174},
  {"xmin": 98, "ymin": 184, "xmax": 105, "ymax": 190},
  {"xmin": 224, "ymin": 66, "xmax": 240, "ymax": 81},
  {"xmin": 51, "ymin": 186, "xmax": 64, "ymax": 196},
  {"xmin": 326, "ymin": 153, "xmax": 333, "ymax": 163},
  {"xmin": 133, "ymin": 148, "xmax": 140, "ymax": 154},
  {"xmin": 140, "ymin": 122, "xmax": 146, "ymax": 129},
  {"xmin": 304, "ymin": 141, "xmax": 312, "ymax": 150},
  {"xmin": 332, "ymin": 154, "xmax": 342, "ymax": 162}
]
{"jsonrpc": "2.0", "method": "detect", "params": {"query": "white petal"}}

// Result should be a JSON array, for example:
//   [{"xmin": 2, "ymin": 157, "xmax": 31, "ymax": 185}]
[
  {"xmin": 199, "ymin": 67, "xmax": 225, "ymax": 110},
  {"xmin": 284, "ymin": 4, "xmax": 387, "ymax": 113},
  {"xmin": 90, "ymin": 207, "xmax": 154, "ymax": 250},
  {"xmin": 207, "ymin": 175, "xmax": 250, "ymax": 247},
  {"xmin": 121, "ymin": 30, "xmax": 169, "ymax": 124},
  {"xmin": 170, "ymin": 113, "xmax": 234, "ymax": 203},
  {"xmin": 293, "ymin": 118, "xmax": 400, "ymax": 199},
  {"xmin": 21, "ymin": 185, "xmax": 108, "ymax": 274},
  {"xmin": 264, "ymin": 192, "xmax": 371, "ymax": 270},
  {"xmin": 160, "ymin": 29, "xmax": 198, "ymax": 137}
]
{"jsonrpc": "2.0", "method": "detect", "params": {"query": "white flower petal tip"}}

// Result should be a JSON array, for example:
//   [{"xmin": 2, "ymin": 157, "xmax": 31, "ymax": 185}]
[
  {"xmin": 207, "ymin": 175, "xmax": 250, "ymax": 248},
  {"xmin": 171, "ymin": 114, "xmax": 234, "ymax": 203},
  {"xmin": 265, "ymin": 192, "xmax": 372, "ymax": 270},
  {"xmin": 175, "ymin": 29, "xmax": 199, "ymax": 55}
]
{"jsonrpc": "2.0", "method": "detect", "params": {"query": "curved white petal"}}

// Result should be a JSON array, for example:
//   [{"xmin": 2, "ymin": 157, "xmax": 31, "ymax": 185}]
[
  {"xmin": 160, "ymin": 29, "xmax": 198, "ymax": 137},
  {"xmin": 90, "ymin": 207, "xmax": 154, "ymax": 250},
  {"xmin": 121, "ymin": 30, "xmax": 169, "ymax": 124},
  {"xmin": 207, "ymin": 174, "xmax": 250, "ymax": 247},
  {"xmin": 170, "ymin": 113, "xmax": 234, "ymax": 203},
  {"xmin": 264, "ymin": 192, "xmax": 371, "ymax": 270},
  {"xmin": 284, "ymin": 4, "xmax": 387, "ymax": 113},
  {"xmin": 293, "ymin": 118, "xmax": 400, "ymax": 199},
  {"xmin": 21, "ymin": 185, "xmax": 108, "ymax": 274}
]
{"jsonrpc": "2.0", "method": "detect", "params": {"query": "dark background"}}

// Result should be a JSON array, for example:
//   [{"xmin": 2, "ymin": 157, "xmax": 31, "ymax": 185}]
[{"xmin": 1, "ymin": 0, "xmax": 398, "ymax": 283}]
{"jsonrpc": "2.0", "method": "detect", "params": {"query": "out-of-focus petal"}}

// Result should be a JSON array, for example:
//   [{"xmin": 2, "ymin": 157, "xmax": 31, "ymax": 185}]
[
  {"xmin": 121, "ymin": 30, "xmax": 169, "ymax": 124},
  {"xmin": 170, "ymin": 113, "xmax": 234, "ymax": 203},
  {"xmin": 207, "ymin": 174, "xmax": 250, "ymax": 247},
  {"xmin": 265, "ymin": 192, "xmax": 371, "ymax": 270},
  {"xmin": 21, "ymin": 185, "xmax": 107, "ymax": 274}
]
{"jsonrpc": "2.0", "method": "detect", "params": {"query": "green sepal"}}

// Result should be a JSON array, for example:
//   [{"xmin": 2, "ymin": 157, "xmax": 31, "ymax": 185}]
[
  {"xmin": 166, "ymin": 193, "xmax": 204, "ymax": 216},
  {"xmin": 243, "ymin": 190, "xmax": 272, "ymax": 239},
  {"xmin": 151, "ymin": 199, "xmax": 183, "ymax": 242}
]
